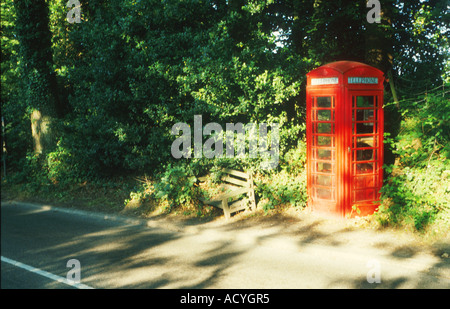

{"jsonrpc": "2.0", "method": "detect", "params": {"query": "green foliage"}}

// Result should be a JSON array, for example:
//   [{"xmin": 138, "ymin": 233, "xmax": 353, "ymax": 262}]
[
  {"xmin": 377, "ymin": 86, "xmax": 450, "ymax": 232},
  {"xmin": 255, "ymin": 141, "xmax": 308, "ymax": 212},
  {"xmin": 152, "ymin": 163, "xmax": 198, "ymax": 211},
  {"xmin": 1, "ymin": 0, "xmax": 31, "ymax": 169},
  {"xmin": 256, "ymin": 170, "xmax": 307, "ymax": 212}
]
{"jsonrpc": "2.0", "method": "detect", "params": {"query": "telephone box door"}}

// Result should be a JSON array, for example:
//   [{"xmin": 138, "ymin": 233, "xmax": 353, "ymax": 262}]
[
  {"xmin": 307, "ymin": 94, "xmax": 339, "ymax": 214},
  {"xmin": 347, "ymin": 91, "xmax": 384, "ymax": 216}
]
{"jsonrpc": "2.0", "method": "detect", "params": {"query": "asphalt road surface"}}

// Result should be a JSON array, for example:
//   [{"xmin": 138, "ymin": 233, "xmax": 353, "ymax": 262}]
[{"xmin": 1, "ymin": 201, "xmax": 449, "ymax": 289}]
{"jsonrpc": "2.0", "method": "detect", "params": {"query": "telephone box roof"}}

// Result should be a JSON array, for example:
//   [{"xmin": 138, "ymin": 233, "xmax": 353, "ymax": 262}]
[
  {"xmin": 306, "ymin": 61, "xmax": 384, "ymax": 88},
  {"xmin": 307, "ymin": 61, "xmax": 384, "ymax": 75}
]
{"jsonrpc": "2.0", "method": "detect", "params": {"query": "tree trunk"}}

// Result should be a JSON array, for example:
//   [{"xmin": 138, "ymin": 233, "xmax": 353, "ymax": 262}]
[
  {"xmin": 364, "ymin": 3, "xmax": 394, "ymax": 74},
  {"xmin": 30, "ymin": 110, "xmax": 54, "ymax": 155},
  {"xmin": 365, "ymin": 0, "xmax": 398, "ymax": 107},
  {"xmin": 14, "ymin": 0, "xmax": 65, "ymax": 155}
]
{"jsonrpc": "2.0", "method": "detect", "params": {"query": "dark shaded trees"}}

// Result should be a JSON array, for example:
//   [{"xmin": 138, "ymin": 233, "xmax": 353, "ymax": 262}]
[{"xmin": 1, "ymin": 0, "xmax": 448, "ymax": 179}]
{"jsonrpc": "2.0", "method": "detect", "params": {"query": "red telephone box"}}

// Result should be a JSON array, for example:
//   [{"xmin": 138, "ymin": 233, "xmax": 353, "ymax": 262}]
[{"xmin": 306, "ymin": 61, "xmax": 384, "ymax": 217}]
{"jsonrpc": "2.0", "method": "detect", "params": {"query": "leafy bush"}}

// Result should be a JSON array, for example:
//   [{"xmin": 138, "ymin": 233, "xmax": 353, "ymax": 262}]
[
  {"xmin": 377, "ymin": 85, "xmax": 450, "ymax": 232},
  {"xmin": 152, "ymin": 163, "xmax": 198, "ymax": 212},
  {"xmin": 255, "ymin": 141, "xmax": 308, "ymax": 212},
  {"xmin": 256, "ymin": 170, "xmax": 307, "ymax": 212}
]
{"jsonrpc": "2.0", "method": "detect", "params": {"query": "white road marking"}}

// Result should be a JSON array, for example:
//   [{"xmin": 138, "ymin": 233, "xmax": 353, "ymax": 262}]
[{"xmin": 1, "ymin": 256, "xmax": 94, "ymax": 289}]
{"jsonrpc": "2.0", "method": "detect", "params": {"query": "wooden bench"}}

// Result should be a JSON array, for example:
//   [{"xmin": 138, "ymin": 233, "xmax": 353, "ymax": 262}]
[{"xmin": 200, "ymin": 169, "xmax": 256, "ymax": 220}]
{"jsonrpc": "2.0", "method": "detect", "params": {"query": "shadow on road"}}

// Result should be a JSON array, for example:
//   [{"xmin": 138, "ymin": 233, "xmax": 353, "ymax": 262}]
[{"xmin": 2, "ymin": 202, "xmax": 449, "ymax": 288}]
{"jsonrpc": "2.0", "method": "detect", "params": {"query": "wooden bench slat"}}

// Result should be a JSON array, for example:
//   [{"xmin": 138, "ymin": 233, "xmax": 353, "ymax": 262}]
[
  {"xmin": 221, "ymin": 175, "xmax": 250, "ymax": 187},
  {"xmin": 204, "ymin": 187, "xmax": 249, "ymax": 202},
  {"xmin": 229, "ymin": 200, "xmax": 247, "ymax": 212},
  {"xmin": 199, "ymin": 168, "xmax": 256, "ymax": 220},
  {"xmin": 222, "ymin": 168, "xmax": 249, "ymax": 179}
]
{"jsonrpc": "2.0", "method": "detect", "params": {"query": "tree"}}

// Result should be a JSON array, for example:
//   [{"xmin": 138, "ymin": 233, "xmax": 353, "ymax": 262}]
[{"xmin": 13, "ymin": 0, "xmax": 67, "ymax": 155}]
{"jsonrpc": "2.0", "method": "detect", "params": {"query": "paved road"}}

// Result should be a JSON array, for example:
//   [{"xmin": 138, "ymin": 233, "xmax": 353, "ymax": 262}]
[{"xmin": 1, "ymin": 201, "xmax": 449, "ymax": 289}]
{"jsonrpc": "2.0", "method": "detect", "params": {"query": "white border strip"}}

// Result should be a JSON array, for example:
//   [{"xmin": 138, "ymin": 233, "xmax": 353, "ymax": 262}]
[{"xmin": 1, "ymin": 256, "xmax": 94, "ymax": 289}]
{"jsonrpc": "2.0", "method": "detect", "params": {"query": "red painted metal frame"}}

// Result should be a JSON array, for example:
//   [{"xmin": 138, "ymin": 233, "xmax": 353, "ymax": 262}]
[{"xmin": 306, "ymin": 61, "xmax": 384, "ymax": 218}]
